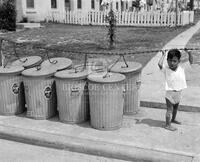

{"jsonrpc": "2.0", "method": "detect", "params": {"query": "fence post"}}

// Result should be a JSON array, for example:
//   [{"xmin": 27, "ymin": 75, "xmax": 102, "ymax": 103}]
[{"xmin": 0, "ymin": 39, "xmax": 4, "ymax": 67}]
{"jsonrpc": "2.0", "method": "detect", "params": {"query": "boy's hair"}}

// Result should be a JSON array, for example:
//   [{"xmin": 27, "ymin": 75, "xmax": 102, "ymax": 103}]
[{"xmin": 167, "ymin": 49, "xmax": 181, "ymax": 60}]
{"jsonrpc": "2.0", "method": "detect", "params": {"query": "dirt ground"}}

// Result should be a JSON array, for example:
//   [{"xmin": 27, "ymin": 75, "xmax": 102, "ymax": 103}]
[{"xmin": 0, "ymin": 22, "xmax": 195, "ymax": 68}]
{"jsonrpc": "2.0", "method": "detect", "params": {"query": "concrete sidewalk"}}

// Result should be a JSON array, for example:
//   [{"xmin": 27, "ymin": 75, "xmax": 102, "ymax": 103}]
[
  {"xmin": 0, "ymin": 107, "xmax": 199, "ymax": 162},
  {"xmin": 140, "ymin": 21, "xmax": 200, "ymax": 112}
]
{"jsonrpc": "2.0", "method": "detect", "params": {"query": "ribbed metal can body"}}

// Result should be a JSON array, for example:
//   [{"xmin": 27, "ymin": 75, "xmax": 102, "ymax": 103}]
[
  {"xmin": 23, "ymin": 77, "xmax": 56, "ymax": 119},
  {"xmin": 88, "ymin": 82, "xmax": 124, "ymax": 130},
  {"xmin": 0, "ymin": 75, "xmax": 25, "ymax": 115},
  {"xmin": 56, "ymin": 79, "xmax": 89, "ymax": 123},
  {"xmin": 124, "ymin": 72, "xmax": 141, "ymax": 115}
]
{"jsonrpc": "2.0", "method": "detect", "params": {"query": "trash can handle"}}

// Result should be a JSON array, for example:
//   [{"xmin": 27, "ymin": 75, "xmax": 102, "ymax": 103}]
[
  {"xmin": 73, "ymin": 64, "xmax": 92, "ymax": 73},
  {"xmin": 36, "ymin": 65, "xmax": 41, "ymax": 71},
  {"xmin": 103, "ymin": 73, "xmax": 110, "ymax": 78},
  {"xmin": 46, "ymin": 49, "xmax": 57, "ymax": 64},
  {"xmin": 121, "ymin": 55, "xmax": 129, "ymax": 68}
]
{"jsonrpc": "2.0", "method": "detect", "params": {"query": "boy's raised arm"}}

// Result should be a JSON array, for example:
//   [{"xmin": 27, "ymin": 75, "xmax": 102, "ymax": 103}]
[
  {"xmin": 184, "ymin": 48, "xmax": 193, "ymax": 64},
  {"xmin": 158, "ymin": 50, "xmax": 166, "ymax": 69}
]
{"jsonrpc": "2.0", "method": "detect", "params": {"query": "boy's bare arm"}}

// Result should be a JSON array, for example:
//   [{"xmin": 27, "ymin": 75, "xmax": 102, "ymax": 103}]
[
  {"xmin": 158, "ymin": 50, "xmax": 166, "ymax": 69},
  {"xmin": 184, "ymin": 48, "xmax": 193, "ymax": 64}
]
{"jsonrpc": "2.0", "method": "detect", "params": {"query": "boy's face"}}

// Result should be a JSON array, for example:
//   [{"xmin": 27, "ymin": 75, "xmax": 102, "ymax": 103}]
[{"xmin": 167, "ymin": 56, "xmax": 180, "ymax": 71}]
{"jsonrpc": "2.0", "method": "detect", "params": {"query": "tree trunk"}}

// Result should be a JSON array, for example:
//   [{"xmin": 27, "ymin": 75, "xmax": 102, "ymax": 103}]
[{"xmin": 0, "ymin": 39, "xmax": 3, "ymax": 66}]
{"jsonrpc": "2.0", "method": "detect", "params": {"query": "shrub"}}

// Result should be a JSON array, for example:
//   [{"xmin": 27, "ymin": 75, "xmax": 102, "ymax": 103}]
[{"xmin": 0, "ymin": 0, "xmax": 16, "ymax": 31}]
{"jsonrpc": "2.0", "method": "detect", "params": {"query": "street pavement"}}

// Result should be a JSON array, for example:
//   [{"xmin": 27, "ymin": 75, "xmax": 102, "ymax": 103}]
[{"xmin": 0, "ymin": 139, "xmax": 130, "ymax": 162}]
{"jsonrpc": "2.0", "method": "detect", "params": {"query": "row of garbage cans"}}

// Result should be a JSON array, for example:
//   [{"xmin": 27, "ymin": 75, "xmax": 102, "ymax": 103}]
[{"xmin": 0, "ymin": 55, "xmax": 142, "ymax": 130}]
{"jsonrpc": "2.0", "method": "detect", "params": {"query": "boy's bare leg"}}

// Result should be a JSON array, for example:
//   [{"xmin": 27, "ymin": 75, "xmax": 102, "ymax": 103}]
[
  {"xmin": 165, "ymin": 98, "xmax": 177, "ymax": 131},
  {"xmin": 171, "ymin": 103, "xmax": 181, "ymax": 124}
]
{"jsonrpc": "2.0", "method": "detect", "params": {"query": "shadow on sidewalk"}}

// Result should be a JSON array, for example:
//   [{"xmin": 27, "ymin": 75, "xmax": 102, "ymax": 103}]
[{"xmin": 135, "ymin": 118, "xmax": 165, "ymax": 128}]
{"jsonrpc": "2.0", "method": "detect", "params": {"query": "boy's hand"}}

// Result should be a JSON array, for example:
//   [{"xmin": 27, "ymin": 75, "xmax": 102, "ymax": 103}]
[
  {"xmin": 184, "ymin": 48, "xmax": 193, "ymax": 64},
  {"xmin": 158, "ymin": 50, "xmax": 167, "ymax": 69},
  {"xmin": 184, "ymin": 48, "xmax": 190, "ymax": 53},
  {"xmin": 184, "ymin": 48, "xmax": 193, "ymax": 55},
  {"xmin": 161, "ymin": 50, "xmax": 167, "ymax": 56}
]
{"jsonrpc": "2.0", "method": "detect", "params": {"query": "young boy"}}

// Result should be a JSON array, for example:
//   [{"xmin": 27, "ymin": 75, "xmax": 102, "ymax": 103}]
[{"xmin": 158, "ymin": 48, "xmax": 193, "ymax": 131}]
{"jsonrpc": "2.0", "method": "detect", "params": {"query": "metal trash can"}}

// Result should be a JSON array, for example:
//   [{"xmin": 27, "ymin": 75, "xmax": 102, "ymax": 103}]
[
  {"xmin": 11, "ymin": 56, "xmax": 42, "ymax": 69},
  {"xmin": 0, "ymin": 66, "xmax": 25, "ymax": 115},
  {"xmin": 55, "ymin": 69, "xmax": 89, "ymax": 123},
  {"xmin": 41, "ymin": 57, "xmax": 72, "ymax": 71},
  {"xmin": 88, "ymin": 72, "xmax": 126, "ymax": 130},
  {"xmin": 110, "ymin": 62, "xmax": 142, "ymax": 115},
  {"xmin": 22, "ymin": 67, "xmax": 57, "ymax": 119}
]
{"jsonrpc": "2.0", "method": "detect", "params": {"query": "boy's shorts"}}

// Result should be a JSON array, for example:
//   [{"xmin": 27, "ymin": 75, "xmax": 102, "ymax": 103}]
[{"xmin": 165, "ymin": 90, "xmax": 181, "ymax": 105}]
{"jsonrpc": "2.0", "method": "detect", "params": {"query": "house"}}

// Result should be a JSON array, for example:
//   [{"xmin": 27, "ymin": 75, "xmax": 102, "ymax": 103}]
[
  {"xmin": 16, "ymin": 0, "xmax": 104, "ymax": 22},
  {"xmin": 16, "ymin": 0, "xmax": 198, "ymax": 22},
  {"xmin": 16, "ymin": 0, "xmax": 65, "ymax": 22},
  {"xmin": 15, "ymin": 0, "xmax": 152, "ymax": 22}
]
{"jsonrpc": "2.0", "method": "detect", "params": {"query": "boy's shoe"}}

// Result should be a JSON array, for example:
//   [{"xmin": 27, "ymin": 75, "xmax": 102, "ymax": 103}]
[
  {"xmin": 171, "ymin": 120, "xmax": 181, "ymax": 125},
  {"xmin": 164, "ymin": 125, "xmax": 177, "ymax": 131}
]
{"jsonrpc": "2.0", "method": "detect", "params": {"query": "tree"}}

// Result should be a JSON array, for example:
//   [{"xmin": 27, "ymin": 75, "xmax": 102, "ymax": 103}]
[
  {"xmin": 105, "ymin": 9, "xmax": 116, "ymax": 49},
  {"xmin": 0, "ymin": 0, "xmax": 16, "ymax": 31}
]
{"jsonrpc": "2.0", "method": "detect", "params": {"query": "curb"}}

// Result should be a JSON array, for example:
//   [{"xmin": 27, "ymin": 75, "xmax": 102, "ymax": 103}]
[
  {"xmin": 0, "ymin": 124, "xmax": 194, "ymax": 162},
  {"xmin": 140, "ymin": 101, "xmax": 200, "ymax": 112}
]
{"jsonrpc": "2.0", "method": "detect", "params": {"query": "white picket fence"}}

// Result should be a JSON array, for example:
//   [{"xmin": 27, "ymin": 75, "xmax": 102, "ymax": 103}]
[{"xmin": 46, "ymin": 10, "xmax": 194, "ymax": 27}]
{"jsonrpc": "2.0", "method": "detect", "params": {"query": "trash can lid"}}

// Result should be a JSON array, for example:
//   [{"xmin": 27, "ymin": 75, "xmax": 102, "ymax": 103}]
[
  {"xmin": 0, "ymin": 66, "xmax": 24, "ymax": 76},
  {"xmin": 110, "ymin": 62, "xmax": 142, "ymax": 74},
  {"xmin": 41, "ymin": 57, "xmax": 72, "ymax": 71},
  {"xmin": 55, "ymin": 69, "xmax": 89, "ymax": 80},
  {"xmin": 73, "ymin": 63, "xmax": 106, "ymax": 74},
  {"xmin": 11, "ymin": 56, "xmax": 42, "ymax": 68},
  {"xmin": 88, "ymin": 72, "xmax": 125, "ymax": 83},
  {"xmin": 22, "ymin": 66, "xmax": 56, "ymax": 78}
]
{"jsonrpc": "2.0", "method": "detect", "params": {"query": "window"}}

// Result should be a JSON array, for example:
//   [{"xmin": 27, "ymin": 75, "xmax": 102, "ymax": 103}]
[
  {"xmin": 26, "ymin": 0, "xmax": 34, "ymax": 8},
  {"xmin": 51, "ymin": 0, "xmax": 57, "ymax": 9},
  {"xmin": 91, "ymin": 0, "xmax": 95, "ymax": 9},
  {"xmin": 77, "ymin": 0, "xmax": 82, "ymax": 9},
  {"xmin": 116, "ymin": 2, "xmax": 118, "ymax": 10}
]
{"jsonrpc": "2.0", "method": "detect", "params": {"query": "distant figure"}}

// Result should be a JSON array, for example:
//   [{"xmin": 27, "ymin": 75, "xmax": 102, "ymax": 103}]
[
  {"xmin": 158, "ymin": 48, "xmax": 193, "ymax": 131},
  {"xmin": 132, "ymin": 0, "xmax": 141, "ymax": 12}
]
